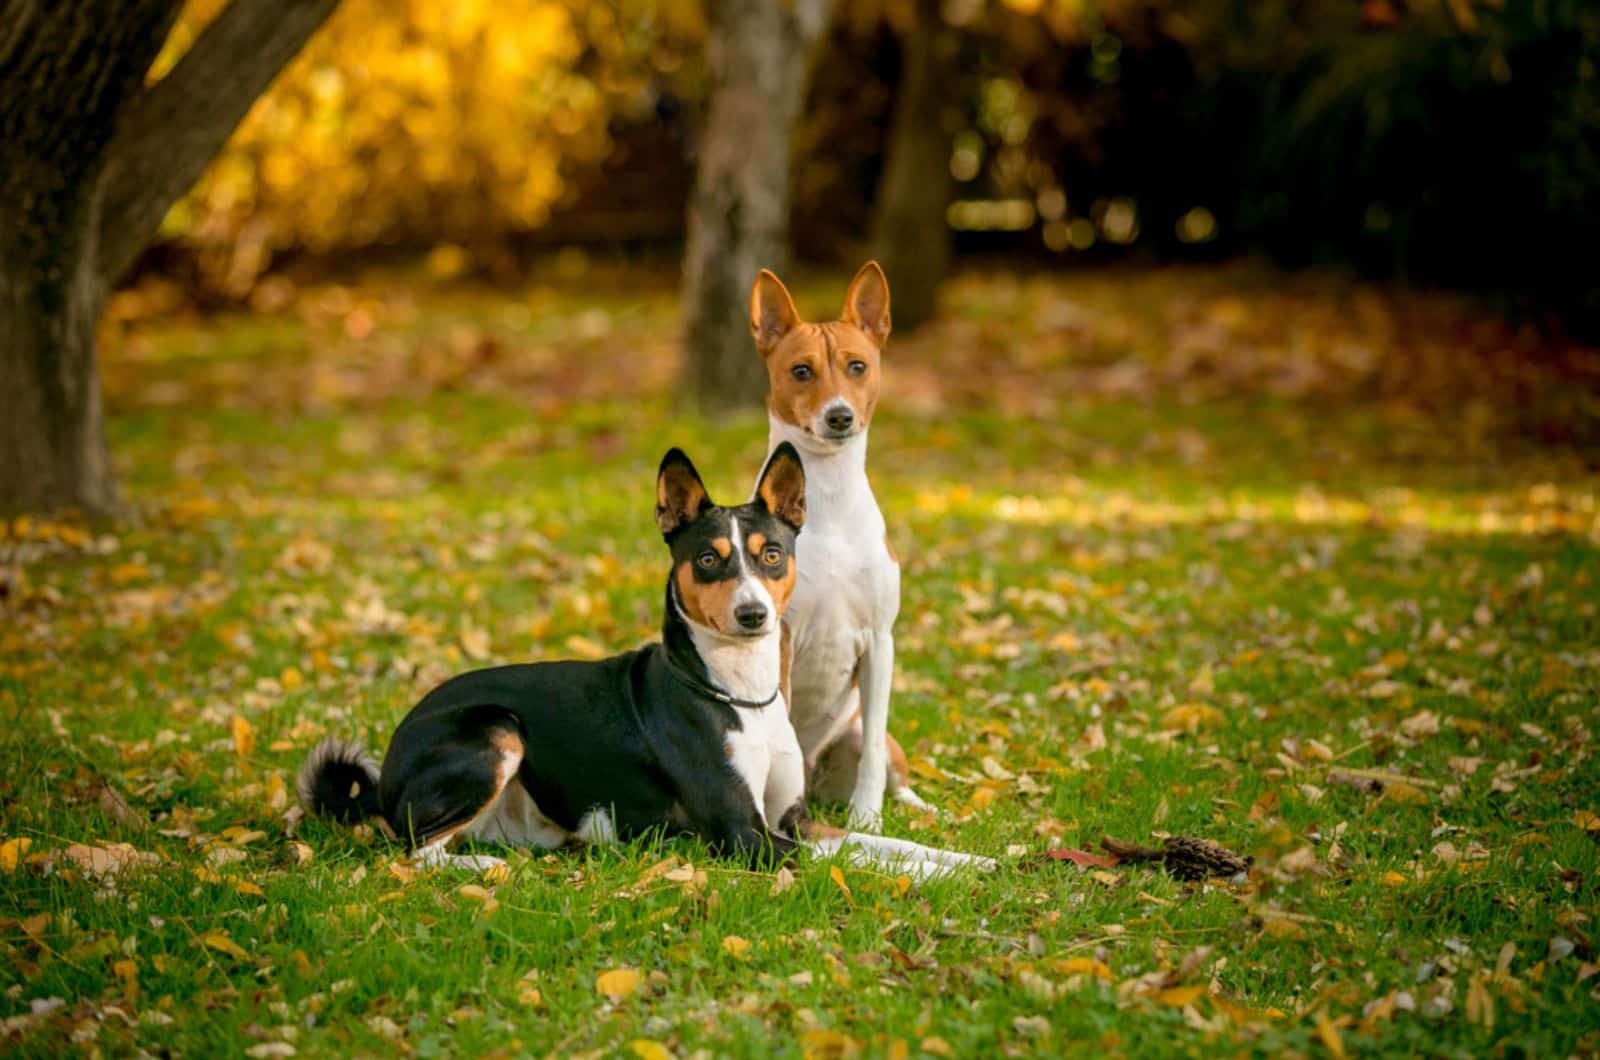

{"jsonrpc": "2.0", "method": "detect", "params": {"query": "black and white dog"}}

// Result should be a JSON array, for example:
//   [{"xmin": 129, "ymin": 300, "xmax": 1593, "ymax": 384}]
[{"xmin": 299, "ymin": 445, "xmax": 991, "ymax": 877}]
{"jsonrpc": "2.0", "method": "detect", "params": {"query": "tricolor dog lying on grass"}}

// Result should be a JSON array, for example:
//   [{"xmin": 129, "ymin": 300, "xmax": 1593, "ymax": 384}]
[{"xmin": 299, "ymin": 445, "xmax": 991, "ymax": 878}]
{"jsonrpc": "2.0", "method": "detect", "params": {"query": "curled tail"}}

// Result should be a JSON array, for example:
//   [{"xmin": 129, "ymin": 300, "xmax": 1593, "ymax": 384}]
[{"xmin": 297, "ymin": 737, "xmax": 382, "ymax": 823}]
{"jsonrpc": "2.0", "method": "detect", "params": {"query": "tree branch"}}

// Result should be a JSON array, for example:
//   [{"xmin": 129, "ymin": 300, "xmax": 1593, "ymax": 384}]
[{"xmin": 97, "ymin": 0, "xmax": 340, "ymax": 286}]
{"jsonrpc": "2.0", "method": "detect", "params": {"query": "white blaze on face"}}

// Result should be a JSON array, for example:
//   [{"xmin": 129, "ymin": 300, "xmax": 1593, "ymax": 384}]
[{"xmin": 726, "ymin": 516, "xmax": 776, "ymax": 635}]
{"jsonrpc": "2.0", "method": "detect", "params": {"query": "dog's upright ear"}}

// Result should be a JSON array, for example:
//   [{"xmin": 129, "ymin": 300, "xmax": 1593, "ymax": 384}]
[
  {"xmin": 750, "ymin": 269, "xmax": 802, "ymax": 357},
  {"xmin": 657, "ymin": 448, "xmax": 713, "ymax": 537},
  {"xmin": 754, "ymin": 442, "xmax": 807, "ymax": 531},
  {"xmin": 841, "ymin": 261, "xmax": 891, "ymax": 347}
]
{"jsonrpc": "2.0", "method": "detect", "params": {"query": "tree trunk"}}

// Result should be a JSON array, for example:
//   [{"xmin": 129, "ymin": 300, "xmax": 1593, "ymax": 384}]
[
  {"xmin": 0, "ymin": 1, "xmax": 178, "ymax": 514},
  {"xmin": 870, "ymin": 6, "xmax": 960, "ymax": 333},
  {"xmin": 0, "ymin": 0, "xmax": 339, "ymax": 515},
  {"xmin": 0, "ymin": 208, "xmax": 116, "ymax": 515},
  {"xmin": 680, "ymin": 0, "xmax": 834, "ymax": 414}
]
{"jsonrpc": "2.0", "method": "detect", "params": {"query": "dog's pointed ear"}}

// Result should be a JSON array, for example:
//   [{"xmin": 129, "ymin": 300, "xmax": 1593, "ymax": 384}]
[
  {"xmin": 657, "ymin": 448, "xmax": 713, "ymax": 537},
  {"xmin": 750, "ymin": 269, "xmax": 801, "ymax": 357},
  {"xmin": 755, "ymin": 442, "xmax": 806, "ymax": 530},
  {"xmin": 841, "ymin": 260, "xmax": 891, "ymax": 347}
]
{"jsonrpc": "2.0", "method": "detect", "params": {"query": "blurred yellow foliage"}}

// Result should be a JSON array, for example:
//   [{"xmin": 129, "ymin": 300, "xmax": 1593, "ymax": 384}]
[{"xmin": 157, "ymin": 0, "xmax": 641, "ymax": 274}]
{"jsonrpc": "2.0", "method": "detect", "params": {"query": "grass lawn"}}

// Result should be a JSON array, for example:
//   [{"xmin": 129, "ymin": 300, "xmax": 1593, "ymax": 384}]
[{"xmin": 3, "ymin": 263, "xmax": 1599, "ymax": 1056}]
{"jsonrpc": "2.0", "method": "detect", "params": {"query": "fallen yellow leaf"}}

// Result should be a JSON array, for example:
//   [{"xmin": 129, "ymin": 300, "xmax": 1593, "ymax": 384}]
[
  {"xmin": 628, "ymin": 1041, "xmax": 672, "ymax": 1060},
  {"xmin": 565, "ymin": 635, "xmax": 608, "ymax": 660},
  {"xmin": 0, "ymin": 836, "xmax": 31, "ymax": 872},
  {"xmin": 280, "ymin": 666, "xmax": 304, "ymax": 691},
  {"xmin": 458, "ymin": 883, "xmax": 500, "ymax": 913},
  {"xmin": 800, "ymin": 1029, "xmax": 860, "ymax": 1058},
  {"xmin": 596, "ymin": 967, "xmax": 641, "ymax": 1001},
  {"xmin": 1155, "ymin": 985, "xmax": 1206, "ymax": 1007},
  {"xmin": 721, "ymin": 935, "xmax": 751, "ymax": 957},
  {"xmin": 1162, "ymin": 703, "xmax": 1222, "ymax": 733},
  {"xmin": 1261, "ymin": 917, "xmax": 1307, "ymax": 940},
  {"xmin": 829, "ymin": 864, "xmax": 854, "ymax": 905},
  {"xmin": 264, "ymin": 773, "xmax": 287, "ymax": 812},
  {"xmin": 460, "ymin": 627, "xmax": 491, "ymax": 661},
  {"xmin": 232, "ymin": 714, "xmax": 256, "ymax": 757},
  {"xmin": 199, "ymin": 929, "xmax": 250, "ymax": 961},
  {"xmin": 1384, "ymin": 782, "xmax": 1429, "ymax": 806},
  {"xmin": 1573, "ymin": 810, "xmax": 1600, "ymax": 831},
  {"xmin": 1055, "ymin": 957, "xmax": 1113, "ymax": 980},
  {"xmin": 1316, "ymin": 1011, "xmax": 1347, "ymax": 1058}
]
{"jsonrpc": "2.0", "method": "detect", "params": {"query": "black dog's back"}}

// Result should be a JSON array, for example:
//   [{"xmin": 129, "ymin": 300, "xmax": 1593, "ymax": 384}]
[{"xmin": 379, "ymin": 653, "xmax": 676, "ymax": 839}]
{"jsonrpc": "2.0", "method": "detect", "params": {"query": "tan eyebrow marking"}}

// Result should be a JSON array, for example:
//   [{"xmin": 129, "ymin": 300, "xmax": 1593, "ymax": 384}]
[
  {"xmin": 746, "ymin": 531, "xmax": 767, "ymax": 557},
  {"xmin": 710, "ymin": 537, "xmax": 732, "ymax": 558}
]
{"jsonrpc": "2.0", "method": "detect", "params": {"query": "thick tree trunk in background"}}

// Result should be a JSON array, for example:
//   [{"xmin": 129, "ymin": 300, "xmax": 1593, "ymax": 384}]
[
  {"xmin": 681, "ymin": 0, "xmax": 834, "ymax": 414},
  {"xmin": 0, "ymin": 0, "xmax": 339, "ymax": 515},
  {"xmin": 0, "ymin": 215, "xmax": 116, "ymax": 515},
  {"xmin": 0, "ymin": 1, "xmax": 177, "ymax": 514},
  {"xmin": 870, "ymin": 7, "xmax": 960, "ymax": 333}
]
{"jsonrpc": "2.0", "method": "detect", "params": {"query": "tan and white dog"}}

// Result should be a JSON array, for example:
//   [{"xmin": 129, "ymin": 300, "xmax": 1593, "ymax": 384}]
[{"xmin": 751, "ymin": 262, "xmax": 929, "ymax": 830}]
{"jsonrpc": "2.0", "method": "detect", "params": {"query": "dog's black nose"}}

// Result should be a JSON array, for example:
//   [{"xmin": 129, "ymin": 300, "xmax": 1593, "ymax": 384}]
[
  {"xmin": 825, "ymin": 407, "xmax": 855, "ymax": 432},
  {"xmin": 735, "ymin": 603, "xmax": 768, "ymax": 630}
]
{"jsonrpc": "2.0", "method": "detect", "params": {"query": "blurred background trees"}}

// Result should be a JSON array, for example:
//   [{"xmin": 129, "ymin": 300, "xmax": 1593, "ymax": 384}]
[
  {"xmin": 146, "ymin": 0, "xmax": 1596, "ymax": 342},
  {"xmin": 5, "ymin": 0, "xmax": 1597, "ymax": 512},
  {"xmin": 1, "ymin": 0, "xmax": 337, "ymax": 514}
]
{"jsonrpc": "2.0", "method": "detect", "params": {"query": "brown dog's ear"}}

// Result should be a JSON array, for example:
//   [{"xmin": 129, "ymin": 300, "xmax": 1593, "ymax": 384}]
[
  {"xmin": 841, "ymin": 261, "xmax": 891, "ymax": 347},
  {"xmin": 657, "ymin": 448, "xmax": 713, "ymax": 537},
  {"xmin": 750, "ymin": 269, "xmax": 802, "ymax": 356},
  {"xmin": 755, "ymin": 442, "xmax": 806, "ymax": 530}
]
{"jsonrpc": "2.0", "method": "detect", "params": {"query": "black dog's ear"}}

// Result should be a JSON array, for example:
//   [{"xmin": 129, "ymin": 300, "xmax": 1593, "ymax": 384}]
[
  {"xmin": 755, "ymin": 442, "xmax": 806, "ymax": 530},
  {"xmin": 657, "ymin": 448, "xmax": 713, "ymax": 537}
]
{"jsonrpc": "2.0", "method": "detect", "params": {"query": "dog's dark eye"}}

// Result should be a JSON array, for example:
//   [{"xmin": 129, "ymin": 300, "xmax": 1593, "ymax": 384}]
[
  {"xmin": 762, "ymin": 545, "xmax": 784, "ymax": 565},
  {"xmin": 847, "ymin": 360, "xmax": 867, "ymax": 376},
  {"xmin": 696, "ymin": 551, "xmax": 719, "ymax": 570},
  {"xmin": 791, "ymin": 364, "xmax": 814, "ymax": 382}
]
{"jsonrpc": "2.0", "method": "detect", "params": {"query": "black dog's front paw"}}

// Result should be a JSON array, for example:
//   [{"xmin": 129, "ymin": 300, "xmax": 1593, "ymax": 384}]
[{"xmin": 725, "ymin": 828, "xmax": 796, "ymax": 871}]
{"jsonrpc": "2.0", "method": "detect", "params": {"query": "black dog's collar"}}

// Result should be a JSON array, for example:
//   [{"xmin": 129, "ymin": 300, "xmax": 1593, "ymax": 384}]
[
  {"xmin": 662, "ymin": 651, "xmax": 781, "ymax": 709},
  {"xmin": 665, "ymin": 583, "xmax": 782, "ymax": 709}
]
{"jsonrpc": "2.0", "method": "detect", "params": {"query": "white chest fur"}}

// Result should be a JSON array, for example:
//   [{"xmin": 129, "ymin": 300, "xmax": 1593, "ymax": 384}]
[
  {"xmin": 723, "ymin": 700, "xmax": 805, "ymax": 826},
  {"xmin": 685, "ymin": 610, "xmax": 806, "ymax": 828},
  {"xmin": 767, "ymin": 418, "xmax": 900, "ymax": 753}
]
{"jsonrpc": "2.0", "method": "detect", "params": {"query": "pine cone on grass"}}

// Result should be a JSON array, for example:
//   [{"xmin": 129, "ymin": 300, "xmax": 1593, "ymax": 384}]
[{"xmin": 1099, "ymin": 834, "xmax": 1251, "ymax": 881}]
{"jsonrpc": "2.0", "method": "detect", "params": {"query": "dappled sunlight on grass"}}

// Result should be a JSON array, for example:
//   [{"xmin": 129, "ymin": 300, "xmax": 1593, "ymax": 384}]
[
  {"xmin": 921, "ymin": 479, "xmax": 1600, "ymax": 540},
  {"xmin": 6, "ymin": 268, "xmax": 1598, "ymax": 1055}
]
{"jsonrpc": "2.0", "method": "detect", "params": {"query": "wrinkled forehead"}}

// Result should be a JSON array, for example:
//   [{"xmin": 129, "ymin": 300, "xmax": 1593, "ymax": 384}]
[
  {"xmin": 773, "ymin": 322, "xmax": 881, "ymax": 364},
  {"xmin": 668, "ymin": 504, "xmax": 797, "ymax": 560}
]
